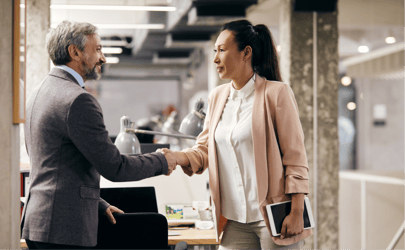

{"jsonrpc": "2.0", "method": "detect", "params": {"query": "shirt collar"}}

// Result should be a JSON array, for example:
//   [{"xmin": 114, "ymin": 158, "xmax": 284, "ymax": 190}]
[
  {"xmin": 230, "ymin": 74, "xmax": 256, "ymax": 100},
  {"xmin": 55, "ymin": 65, "xmax": 85, "ymax": 88}
]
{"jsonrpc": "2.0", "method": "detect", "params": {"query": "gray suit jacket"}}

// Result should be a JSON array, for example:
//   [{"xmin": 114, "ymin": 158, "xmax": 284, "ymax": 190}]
[{"xmin": 22, "ymin": 68, "xmax": 168, "ymax": 247}]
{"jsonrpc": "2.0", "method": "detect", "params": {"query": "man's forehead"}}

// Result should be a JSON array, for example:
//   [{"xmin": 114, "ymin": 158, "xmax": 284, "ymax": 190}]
[{"xmin": 86, "ymin": 34, "xmax": 101, "ymax": 46}]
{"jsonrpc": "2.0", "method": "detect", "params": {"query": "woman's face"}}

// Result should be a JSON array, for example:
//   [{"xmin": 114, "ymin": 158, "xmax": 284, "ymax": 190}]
[{"xmin": 213, "ymin": 30, "xmax": 245, "ymax": 80}]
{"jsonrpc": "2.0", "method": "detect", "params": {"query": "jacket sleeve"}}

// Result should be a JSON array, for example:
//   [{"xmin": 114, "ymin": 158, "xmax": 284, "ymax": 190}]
[
  {"xmin": 275, "ymin": 84, "xmax": 309, "ymax": 194},
  {"xmin": 98, "ymin": 198, "xmax": 110, "ymax": 214},
  {"xmin": 180, "ymin": 95, "xmax": 212, "ymax": 176},
  {"xmin": 67, "ymin": 93, "xmax": 168, "ymax": 182}
]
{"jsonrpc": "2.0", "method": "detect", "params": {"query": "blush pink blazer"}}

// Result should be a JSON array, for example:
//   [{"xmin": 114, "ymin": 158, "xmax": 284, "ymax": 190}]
[{"xmin": 181, "ymin": 75, "xmax": 312, "ymax": 245}]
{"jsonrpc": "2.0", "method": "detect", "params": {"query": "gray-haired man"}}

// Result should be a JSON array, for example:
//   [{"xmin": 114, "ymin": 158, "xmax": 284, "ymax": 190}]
[{"xmin": 21, "ymin": 20, "xmax": 177, "ymax": 249}]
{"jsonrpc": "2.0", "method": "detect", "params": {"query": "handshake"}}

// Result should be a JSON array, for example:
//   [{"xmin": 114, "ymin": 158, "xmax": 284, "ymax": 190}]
[{"xmin": 156, "ymin": 148, "xmax": 188, "ymax": 176}]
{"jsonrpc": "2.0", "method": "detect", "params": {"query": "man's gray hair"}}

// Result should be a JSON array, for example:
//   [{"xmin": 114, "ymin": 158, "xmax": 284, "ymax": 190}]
[{"xmin": 46, "ymin": 20, "xmax": 98, "ymax": 65}]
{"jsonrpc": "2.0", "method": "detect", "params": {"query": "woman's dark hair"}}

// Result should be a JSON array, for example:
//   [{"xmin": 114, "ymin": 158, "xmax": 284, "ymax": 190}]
[{"xmin": 222, "ymin": 20, "xmax": 282, "ymax": 82}]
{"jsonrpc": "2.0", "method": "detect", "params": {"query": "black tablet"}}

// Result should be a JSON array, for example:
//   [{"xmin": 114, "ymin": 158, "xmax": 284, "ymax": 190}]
[{"xmin": 265, "ymin": 197, "xmax": 315, "ymax": 237}]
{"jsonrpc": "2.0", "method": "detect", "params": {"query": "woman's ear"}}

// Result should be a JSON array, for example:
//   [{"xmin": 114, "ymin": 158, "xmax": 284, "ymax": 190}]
[
  {"xmin": 243, "ymin": 46, "xmax": 253, "ymax": 61},
  {"xmin": 67, "ymin": 44, "xmax": 81, "ymax": 62}
]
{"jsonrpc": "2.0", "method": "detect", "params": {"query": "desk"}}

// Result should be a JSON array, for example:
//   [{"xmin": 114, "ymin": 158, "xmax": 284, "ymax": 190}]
[
  {"xmin": 168, "ymin": 228, "xmax": 219, "ymax": 245},
  {"xmin": 21, "ymin": 239, "xmax": 27, "ymax": 248},
  {"xmin": 21, "ymin": 229, "xmax": 220, "ymax": 249}
]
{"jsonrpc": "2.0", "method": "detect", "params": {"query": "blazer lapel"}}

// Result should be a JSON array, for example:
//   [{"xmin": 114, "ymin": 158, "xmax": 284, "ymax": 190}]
[
  {"xmin": 252, "ymin": 75, "xmax": 269, "ymax": 204},
  {"xmin": 209, "ymin": 83, "xmax": 231, "ymax": 139},
  {"xmin": 208, "ymin": 83, "xmax": 230, "ymax": 221}
]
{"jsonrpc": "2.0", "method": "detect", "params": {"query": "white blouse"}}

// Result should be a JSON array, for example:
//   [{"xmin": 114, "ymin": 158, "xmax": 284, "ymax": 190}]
[{"xmin": 214, "ymin": 74, "xmax": 263, "ymax": 223}]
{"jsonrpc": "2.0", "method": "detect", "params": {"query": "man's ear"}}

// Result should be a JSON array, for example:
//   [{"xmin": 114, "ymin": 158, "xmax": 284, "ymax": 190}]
[
  {"xmin": 67, "ymin": 44, "xmax": 82, "ymax": 62},
  {"xmin": 243, "ymin": 46, "xmax": 253, "ymax": 61}
]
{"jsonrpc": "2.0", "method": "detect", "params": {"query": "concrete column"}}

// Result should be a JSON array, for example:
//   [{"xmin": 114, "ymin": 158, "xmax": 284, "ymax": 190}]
[
  {"xmin": 20, "ymin": 0, "xmax": 50, "ymax": 164},
  {"xmin": 0, "ymin": 0, "xmax": 21, "ymax": 248},
  {"xmin": 26, "ymin": 0, "xmax": 50, "ymax": 95},
  {"xmin": 280, "ymin": 0, "xmax": 339, "ymax": 249}
]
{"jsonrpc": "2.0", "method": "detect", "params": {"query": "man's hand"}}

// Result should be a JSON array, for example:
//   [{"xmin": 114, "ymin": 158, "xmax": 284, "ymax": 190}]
[
  {"xmin": 157, "ymin": 148, "xmax": 177, "ymax": 176},
  {"xmin": 104, "ymin": 205, "xmax": 124, "ymax": 224},
  {"xmin": 280, "ymin": 193, "xmax": 305, "ymax": 239}
]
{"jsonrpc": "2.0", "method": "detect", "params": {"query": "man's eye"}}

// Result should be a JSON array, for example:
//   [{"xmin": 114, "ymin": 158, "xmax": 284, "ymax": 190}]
[
  {"xmin": 220, "ymin": 49, "xmax": 224, "ymax": 52},
  {"xmin": 214, "ymin": 50, "xmax": 217, "ymax": 53}
]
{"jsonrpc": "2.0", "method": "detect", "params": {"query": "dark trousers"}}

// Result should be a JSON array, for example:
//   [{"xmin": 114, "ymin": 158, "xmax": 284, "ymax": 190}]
[{"xmin": 25, "ymin": 239, "xmax": 91, "ymax": 249}]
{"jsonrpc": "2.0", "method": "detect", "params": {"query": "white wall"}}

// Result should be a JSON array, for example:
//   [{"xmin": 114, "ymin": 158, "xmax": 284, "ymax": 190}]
[
  {"xmin": 97, "ymin": 79, "xmax": 180, "ymax": 136},
  {"xmin": 355, "ymin": 78, "xmax": 404, "ymax": 171}
]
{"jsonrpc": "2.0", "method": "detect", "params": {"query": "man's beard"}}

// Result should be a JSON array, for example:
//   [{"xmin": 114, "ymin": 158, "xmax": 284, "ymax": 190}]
[{"xmin": 82, "ymin": 58, "xmax": 101, "ymax": 81}]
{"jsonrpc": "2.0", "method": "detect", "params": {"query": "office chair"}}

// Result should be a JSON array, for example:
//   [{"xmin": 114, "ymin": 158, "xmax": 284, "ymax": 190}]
[{"xmin": 94, "ymin": 187, "xmax": 168, "ymax": 249}]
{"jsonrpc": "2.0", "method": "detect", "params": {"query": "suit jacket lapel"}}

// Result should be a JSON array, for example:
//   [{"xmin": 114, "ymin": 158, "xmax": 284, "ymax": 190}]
[{"xmin": 252, "ymin": 75, "xmax": 269, "ymax": 204}]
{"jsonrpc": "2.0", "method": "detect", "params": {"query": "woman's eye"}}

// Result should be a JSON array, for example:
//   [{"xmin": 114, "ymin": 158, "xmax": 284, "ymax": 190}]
[
  {"xmin": 220, "ymin": 49, "xmax": 224, "ymax": 52},
  {"xmin": 214, "ymin": 50, "xmax": 217, "ymax": 53}
]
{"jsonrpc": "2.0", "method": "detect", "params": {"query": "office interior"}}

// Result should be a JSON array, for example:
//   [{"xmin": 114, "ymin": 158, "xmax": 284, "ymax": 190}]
[{"xmin": 0, "ymin": 0, "xmax": 403, "ymax": 249}]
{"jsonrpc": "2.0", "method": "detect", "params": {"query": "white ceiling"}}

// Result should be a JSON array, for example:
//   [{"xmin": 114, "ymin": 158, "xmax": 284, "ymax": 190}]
[{"xmin": 50, "ymin": 0, "xmax": 404, "ymax": 61}]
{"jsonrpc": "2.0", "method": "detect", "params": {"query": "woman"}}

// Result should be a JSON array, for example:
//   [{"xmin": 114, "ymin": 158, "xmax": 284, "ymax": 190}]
[{"xmin": 158, "ymin": 20, "xmax": 311, "ymax": 249}]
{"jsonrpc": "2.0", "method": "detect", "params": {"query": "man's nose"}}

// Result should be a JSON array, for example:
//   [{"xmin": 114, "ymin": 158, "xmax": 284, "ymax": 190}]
[{"xmin": 100, "ymin": 53, "xmax": 106, "ymax": 64}]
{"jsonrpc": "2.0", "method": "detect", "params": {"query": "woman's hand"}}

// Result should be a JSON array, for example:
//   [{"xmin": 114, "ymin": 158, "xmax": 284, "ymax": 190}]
[
  {"xmin": 280, "ymin": 193, "xmax": 305, "ymax": 239},
  {"xmin": 156, "ymin": 148, "xmax": 190, "ymax": 167}
]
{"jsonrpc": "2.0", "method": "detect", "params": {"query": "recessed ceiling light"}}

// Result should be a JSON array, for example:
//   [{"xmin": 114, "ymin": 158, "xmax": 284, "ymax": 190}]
[
  {"xmin": 385, "ymin": 37, "xmax": 396, "ymax": 44},
  {"xmin": 50, "ymin": 23, "xmax": 165, "ymax": 30},
  {"xmin": 358, "ymin": 45, "xmax": 369, "ymax": 53},
  {"xmin": 347, "ymin": 102, "xmax": 356, "ymax": 110},
  {"xmin": 21, "ymin": 4, "xmax": 176, "ymax": 12},
  {"xmin": 102, "ymin": 47, "xmax": 123, "ymax": 54},
  {"xmin": 101, "ymin": 40, "xmax": 128, "ymax": 46},
  {"xmin": 341, "ymin": 76, "xmax": 352, "ymax": 86},
  {"xmin": 105, "ymin": 57, "xmax": 120, "ymax": 64}
]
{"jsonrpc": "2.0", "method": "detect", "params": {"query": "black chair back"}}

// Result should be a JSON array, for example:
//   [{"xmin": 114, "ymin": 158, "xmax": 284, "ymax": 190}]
[
  {"xmin": 100, "ymin": 187, "xmax": 158, "ymax": 213},
  {"xmin": 95, "ymin": 187, "xmax": 168, "ymax": 249}
]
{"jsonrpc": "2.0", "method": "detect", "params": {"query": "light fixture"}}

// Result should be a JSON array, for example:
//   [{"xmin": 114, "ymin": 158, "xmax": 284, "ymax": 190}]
[
  {"xmin": 101, "ymin": 40, "xmax": 127, "ymax": 46},
  {"xmin": 21, "ymin": 4, "xmax": 176, "ymax": 12},
  {"xmin": 358, "ymin": 45, "xmax": 369, "ymax": 53},
  {"xmin": 101, "ymin": 47, "xmax": 123, "ymax": 54},
  {"xmin": 50, "ymin": 23, "xmax": 165, "ymax": 30},
  {"xmin": 105, "ymin": 57, "xmax": 120, "ymax": 64},
  {"xmin": 341, "ymin": 76, "xmax": 352, "ymax": 86},
  {"xmin": 125, "ymin": 99, "xmax": 206, "ymax": 140},
  {"xmin": 385, "ymin": 37, "xmax": 396, "ymax": 44},
  {"xmin": 276, "ymin": 45, "xmax": 281, "ymax": 52},
  {"xmin": 347, "ymin": 102, "xmax": 356, "ymax": 110}
]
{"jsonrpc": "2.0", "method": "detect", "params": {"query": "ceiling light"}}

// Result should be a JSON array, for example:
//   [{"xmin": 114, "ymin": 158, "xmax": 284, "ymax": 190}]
[
  {"xmin": 358, "ymin": 46, "xmax": 369, "ymax": 53},
  {"xmin": 50, "ymin": 23, "xmax": 165, "ymax": 30},
  {"xmin": 347, "ymin": 102, "xmax": 356, "ymax": 110},
  {"xmin": 50, "ymin": 5, "xmax": 176, "ymax": 12},
  {"xmin": 21, "ymin": 4, "xmax": 175, "ymax": 12},
  {"xmin": 105, "ymin": 57, "xmax": 119, "ymax": 64},
  {"xmin": 341, "ymin": 76, "xmax": 352, "ymax": 86},
  {"xmin": 101, "ymin": 47, "xmax": 123, "ymax": 54},
  {"xmin": 385, "ymin": 37, "xmax": 396, "ymax": 44},
  {"xmin": 101, "ymin": 40, "xmax": 128, "ymax": 46}
]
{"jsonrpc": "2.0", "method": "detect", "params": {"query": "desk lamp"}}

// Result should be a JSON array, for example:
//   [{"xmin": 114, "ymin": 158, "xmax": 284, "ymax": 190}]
[{"xmin": 115, "ymin": 99, "xmax": 205, "ymax": 154}]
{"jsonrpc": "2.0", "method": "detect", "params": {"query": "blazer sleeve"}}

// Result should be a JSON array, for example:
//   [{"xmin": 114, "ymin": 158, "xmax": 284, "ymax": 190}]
[
  {"xmin": 98, "ymin": 198, "xmax": 110, "ymax": 214},
  {"xmin": 180, "ymin": 95, "xmax": 212, "ymax": 176},
  {"xmin": 67, "ymin": 93, "xmax": 168, "ymax": 182},
  {"xmin": 275, "ymin": 84, "xmax": 309, "ymax": 194}
]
